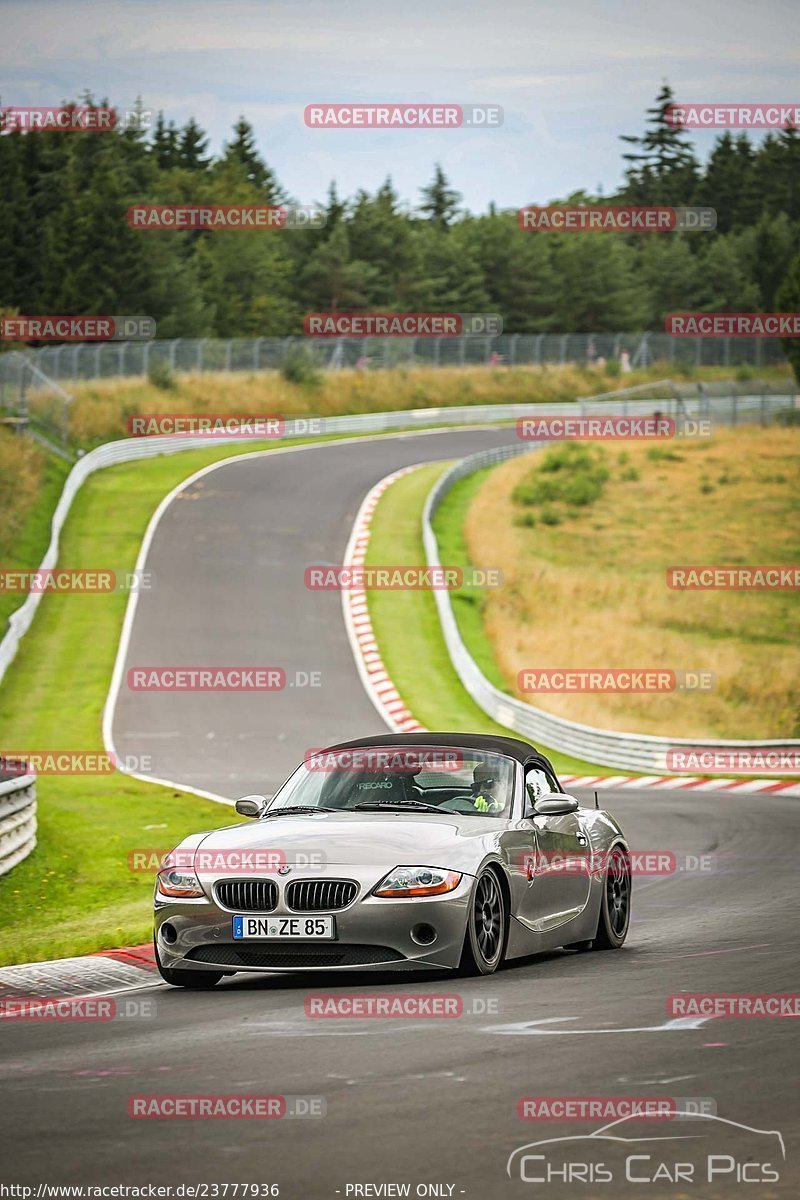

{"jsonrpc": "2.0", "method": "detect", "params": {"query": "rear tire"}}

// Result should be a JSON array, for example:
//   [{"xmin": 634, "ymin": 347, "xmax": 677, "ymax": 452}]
[
  {"xmin": 155, "ymin": 941, "xmax": 223, "ymax": 989},
  {"xmin": 459, "ymin": 868, "xmax": 507, "ymax": 976},
  {"xmin": 592, "ymin": 845, "xmax": 631, "ymax": 950}
]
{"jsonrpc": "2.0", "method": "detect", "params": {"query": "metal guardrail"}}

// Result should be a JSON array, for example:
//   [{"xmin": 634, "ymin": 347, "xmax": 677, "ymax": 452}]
[
  {"xmin": 0, "ymin": 774, "xmax": 37, "ymax": 877},
  {"xmin": 421, "ymin": 397, "xmax": 800, "ymax": 773}
]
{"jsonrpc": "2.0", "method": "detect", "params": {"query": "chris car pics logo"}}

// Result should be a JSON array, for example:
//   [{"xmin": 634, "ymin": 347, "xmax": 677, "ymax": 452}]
[{"xmin": 507, "ymin": 1112, "xmax": 785, "ymax": 1185}]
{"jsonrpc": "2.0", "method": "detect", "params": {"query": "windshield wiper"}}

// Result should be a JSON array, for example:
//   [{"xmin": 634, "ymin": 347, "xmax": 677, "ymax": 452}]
[
  {"xmin": 353, "ymin": 800, "xmax": 445, "ymax": 813},
  {"xmin": 263, "ymin": 805, "xmax": 340, "ymax": 817}
]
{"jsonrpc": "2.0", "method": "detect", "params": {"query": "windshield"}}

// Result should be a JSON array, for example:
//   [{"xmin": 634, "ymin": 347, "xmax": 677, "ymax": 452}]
[{"xmin": 268, "ymin": 747, "xmax": 516, "ymax": 818}]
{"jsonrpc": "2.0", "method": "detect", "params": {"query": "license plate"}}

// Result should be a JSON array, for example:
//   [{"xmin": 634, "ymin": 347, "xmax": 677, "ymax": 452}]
[{"xmin": 232, "ymin": 915, "xmax": 335, "ymax": 940}]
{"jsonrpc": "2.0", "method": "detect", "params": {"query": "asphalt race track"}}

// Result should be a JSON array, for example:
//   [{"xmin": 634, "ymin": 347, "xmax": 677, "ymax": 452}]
[
  {"xmin": 111, "ymin": 427, "xmax": 521, "ymax": 796},
  {"xmin": 4, "ymin": 428, "xmax": 798, "ymax": 1197}
]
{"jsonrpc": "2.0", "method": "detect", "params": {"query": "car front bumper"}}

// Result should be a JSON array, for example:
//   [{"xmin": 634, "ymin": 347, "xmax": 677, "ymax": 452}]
[{"xmin": 154, "ymin": 871, "xmax": 475, "ymax": 973}]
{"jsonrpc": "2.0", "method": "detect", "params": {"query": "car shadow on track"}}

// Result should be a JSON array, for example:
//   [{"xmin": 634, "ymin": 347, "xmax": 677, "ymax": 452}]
[{"xmin": 158, "ymin": 944, "xmax": 646, "ymax": 997}]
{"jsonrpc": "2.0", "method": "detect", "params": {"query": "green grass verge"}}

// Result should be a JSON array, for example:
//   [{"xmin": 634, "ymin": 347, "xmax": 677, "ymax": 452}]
[
  {"xmin": 0, "ymin": 451, "xmax": 71, "ymax": 636},
  {"xmin": 363, "ymin": 463, "xmax": 608, "ymax": 777},
  {"xmin": 0, "ymin": 433, "xmax": 384, "ymax": 966}
]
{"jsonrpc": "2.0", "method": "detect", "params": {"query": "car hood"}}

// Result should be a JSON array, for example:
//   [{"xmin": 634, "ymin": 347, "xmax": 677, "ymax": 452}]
[{"xmin": 193, "ymin": 811, "xmax": 501, "ymax": 869}]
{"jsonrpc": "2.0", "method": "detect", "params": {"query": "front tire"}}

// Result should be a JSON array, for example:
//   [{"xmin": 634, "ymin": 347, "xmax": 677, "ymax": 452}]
[
  {"xmin": 592, "ymin": 845, "xmax": 631, "ymax": 950},
  {"xmin": 459, "ymin": 868, "xmax": 506, "ymax": 975},
  {"xmin": 155, "ymin": 942, "xmax": 223, "ymax": 989}
]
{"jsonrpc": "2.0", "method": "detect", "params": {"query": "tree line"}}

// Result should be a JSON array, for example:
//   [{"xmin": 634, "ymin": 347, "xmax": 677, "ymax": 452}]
[{"xmin": 1, "ymin": 85, "xmax": 799, "ymax": 346}]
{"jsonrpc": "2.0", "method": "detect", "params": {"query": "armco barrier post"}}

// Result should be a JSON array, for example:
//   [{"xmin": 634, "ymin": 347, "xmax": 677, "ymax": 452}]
[{"xmin": 0, "ymin": 774, "xmax": 37, "ymax": 877}]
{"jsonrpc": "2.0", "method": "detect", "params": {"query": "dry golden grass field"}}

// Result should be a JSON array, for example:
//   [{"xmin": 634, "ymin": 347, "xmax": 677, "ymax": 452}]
[
  {"xmin": 464, "ymin": 425, "xmax": 799, "ymax": 739},
  {"xmin": 59, "ymin": 362, "xmax": 789, "ymax": 447}
]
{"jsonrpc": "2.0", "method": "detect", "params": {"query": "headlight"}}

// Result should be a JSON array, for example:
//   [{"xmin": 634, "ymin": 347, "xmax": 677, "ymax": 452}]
[
  {"xmin": 156, "ymin": 867, "xmax": 204, "ymax": 898},
  {"xmin": 374, "ymin": 866, "xmax": 462, "ymax": 898}
]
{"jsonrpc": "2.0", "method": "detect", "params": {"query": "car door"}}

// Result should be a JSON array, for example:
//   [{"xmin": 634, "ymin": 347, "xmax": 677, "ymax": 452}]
[{"xmin": 524, "ymin": 766, "xmax": 591, "ymax": 930}]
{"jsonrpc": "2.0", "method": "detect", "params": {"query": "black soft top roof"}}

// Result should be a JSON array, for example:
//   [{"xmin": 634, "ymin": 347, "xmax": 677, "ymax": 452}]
[{"xmin": 324, "ymin": 731, "xmax": 550, "ymax": 768}]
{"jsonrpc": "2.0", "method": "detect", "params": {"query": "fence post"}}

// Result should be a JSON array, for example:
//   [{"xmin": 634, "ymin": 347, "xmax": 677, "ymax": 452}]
[
  {"xmin": 509, "ymin": 333, "xmax": 518, "ymax": 366},
  {"xmin": 225, "ymin": 340, "xmax": 232, "ymax": 372},
  {"xmin": 535, "ymin": 333, "xmax": 544, "ymax": 365},
  {"xmin": 170, "ymin": 340, "xmax": 179, "ymax": 369},
  {"xmin": 18, "ymin": 359, "xmax": 28, "ymax": 424},
  {"xmin": 560, "ymin": 334, "xmax": 569, "ymax": 364}
]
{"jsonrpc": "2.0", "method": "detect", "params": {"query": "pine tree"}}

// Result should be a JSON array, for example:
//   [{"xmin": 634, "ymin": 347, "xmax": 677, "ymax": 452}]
[
  {"xmin": 0, "ymin": 133, "xmax": 26, "ymax": 307},
  {"xmin": 325, "ymin": 181, "xmax": 346, "ymax": 231},
  {"xmin": 347, "ymin": 180, "xmax": 418, "ymax": 306},
  {"xmin": 742, "ymin": 214, "xmax": 799, "ymax": 309},
  {"xmin": 152, "ymin": 112, "xmax": 179, "ymax": 170},
  {"xmin": 694, "ymin": 234, "xmax": 760, "ymax": 311},
  {"xmin": 694, "ymin": 133, "xmax": 761, "ymax": 232},
  {"xmin": 178, "ymin": 118, "xmax": 210, "ymax": 172},
  {"xmin": 419, "ymin": 164, "xmax": 461, "ymax": 228},
  {"xmin": 775, "ymin": 252, "xmax": 800, "ymax": 382},
  {"xmin": 65, "ymin": 149, "xmax": 152, "ymax": 315},
  {"xmin": 620, "ymin": 84, "xmax": 699, "ymax": 204},
  {"xmin": 299, "ymin": 223, "xmax": 377, "ymax": 310},
  {"xmin": 755, "ymin": 126, "xmax": 800, "ymax": 222},
  {"xmin": 635, "ymin": 236, "xmax": 702, "ymax": 325},
  {"xmin": 221, "ymin": 117, "xmax": 283, "ymax": 201}
]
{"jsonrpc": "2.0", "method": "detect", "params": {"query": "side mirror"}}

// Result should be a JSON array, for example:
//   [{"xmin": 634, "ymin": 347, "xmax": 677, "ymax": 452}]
[
  {"xmin": 235, "ymin": 794, "xmax": 270, "ymax": 818},
  {"xmin": 534, "ymin": 793, "xmax": 580, "ymax": 816}
]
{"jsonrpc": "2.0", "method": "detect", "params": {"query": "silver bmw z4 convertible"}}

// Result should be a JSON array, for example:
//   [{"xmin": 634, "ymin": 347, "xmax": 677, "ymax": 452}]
[{"xmin": 154, "ymin": 733, "xmax": 631, "ymax": 987}]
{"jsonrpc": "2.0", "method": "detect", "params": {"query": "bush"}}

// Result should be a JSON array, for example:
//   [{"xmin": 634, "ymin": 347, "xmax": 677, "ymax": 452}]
[
  {"xmin": 540, "ymin": 506, "xmax": 562, "ymax": 525},
  {"xmin": 281, "ymin": 344, "xmax": 321, "ymax": 386},
  {"xmin": 620, "ymin": 466, "xmax": 640, "ymax": 481},
  {"xmin": 538, "ymin": 442, "xmax": 596, "ymax": 474},
  {"xmin": 561, "ymin": 472, "xmax": 606, "ymax": 507},
  {"xmin": 147, "ymin": 358, "xmax": 177, "ymax": 391},
  {"xmin": 512, "ymin": 442, "xmax": 609, "ymax": 515},
  {"xmin": 776, "ymin": 408, "xmax": 800, "ymax": 426},
  {"xmin": 735, "ymin": 364, "xmax": 754, "ymax": 382},
  {"xmin": 605, "ymin": 358, "xmax": 621, "ymax": 378}
]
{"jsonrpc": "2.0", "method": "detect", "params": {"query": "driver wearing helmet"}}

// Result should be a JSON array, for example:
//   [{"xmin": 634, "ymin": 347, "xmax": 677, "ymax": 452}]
[{"xmin": 471, "ymin": 763, "xmax": 505, "ymax": 813}]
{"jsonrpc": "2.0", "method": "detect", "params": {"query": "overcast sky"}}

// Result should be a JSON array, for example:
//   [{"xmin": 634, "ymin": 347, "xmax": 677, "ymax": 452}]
[{"xmin": 2, "ymin": 0, "xmax": 797, "ymax": 213}]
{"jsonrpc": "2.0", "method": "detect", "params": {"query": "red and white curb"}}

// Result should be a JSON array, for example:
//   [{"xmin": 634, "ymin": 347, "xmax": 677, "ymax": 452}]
[
  {"xmin": 0, "ymin": 943, "xmax": 159, "ymax": 1010},
  {"xmin": 559, "ymin": 773, "xmax": 799, "ymax": 795},
  {"xmin": 341, "ymin": 464, "xmax": 427, "ymax": 734},
  {"xmin": 342, "ymin": 468, "xmax": 800, "ymax": 799}
]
